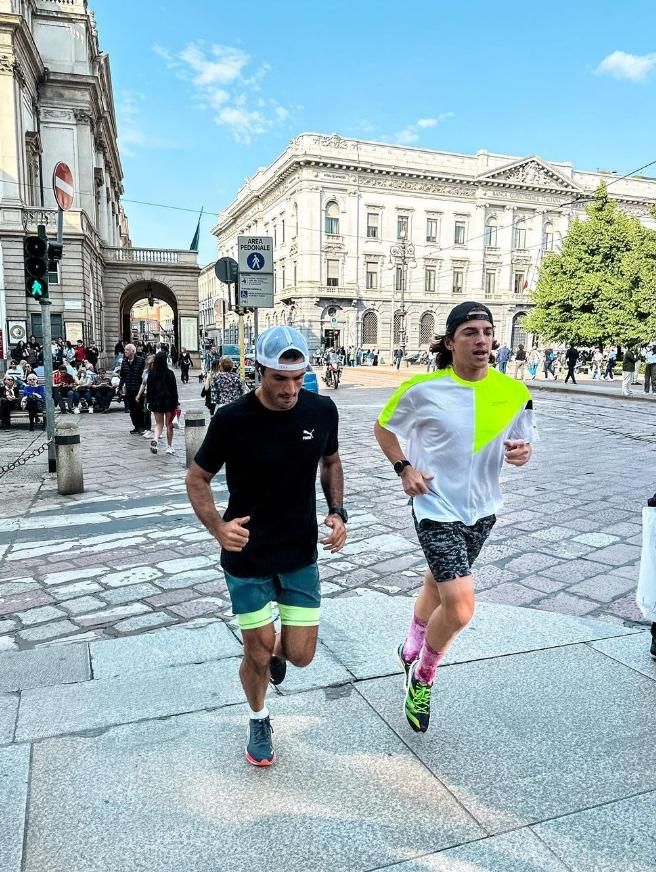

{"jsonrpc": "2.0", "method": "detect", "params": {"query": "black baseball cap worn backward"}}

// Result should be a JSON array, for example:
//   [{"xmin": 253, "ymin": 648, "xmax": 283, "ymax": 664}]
[{"xmin": 446, "ymin": 301, "xmax": 494, "ymax": 334}]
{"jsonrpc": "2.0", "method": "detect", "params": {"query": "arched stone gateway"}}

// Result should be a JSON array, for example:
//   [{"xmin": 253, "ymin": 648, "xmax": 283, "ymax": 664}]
[
  {"xmin": 119, "ymin": 281, "xmax": 179, "ymax": 349},
  {"xmin": 102, "ymin": 248, "xmax": 200, "ymax": 364}
]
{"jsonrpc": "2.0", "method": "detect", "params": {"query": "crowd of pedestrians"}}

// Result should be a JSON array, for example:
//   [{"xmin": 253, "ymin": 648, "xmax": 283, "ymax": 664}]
[{"xmin": 481, "ymin": 342, "xmax": 656, "ymax": 393}]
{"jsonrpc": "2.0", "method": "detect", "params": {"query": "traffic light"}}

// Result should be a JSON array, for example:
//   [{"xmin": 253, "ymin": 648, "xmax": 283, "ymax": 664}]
[{"xmin": 24, "ymin": 235, "xmax": 48, "ymax": 300}]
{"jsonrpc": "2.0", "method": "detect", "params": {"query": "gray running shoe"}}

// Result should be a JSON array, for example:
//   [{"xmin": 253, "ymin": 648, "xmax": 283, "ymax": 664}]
[{"xmin": 245, "ymin": 716, "xmax": 275, "ymax": 767}]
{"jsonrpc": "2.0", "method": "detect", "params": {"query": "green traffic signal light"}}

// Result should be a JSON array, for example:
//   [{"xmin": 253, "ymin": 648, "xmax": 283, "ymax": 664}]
[
  {"xmin": 29, "ymin": 279, "xmax": 46, "ymax": 299},
  {"xmin": 24, "ymin": 234, "xmax": 49, "ymax": 300}
]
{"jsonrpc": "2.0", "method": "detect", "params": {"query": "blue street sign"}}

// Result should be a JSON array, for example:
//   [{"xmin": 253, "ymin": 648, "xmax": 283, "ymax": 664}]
[{"xmin": 246, "ymin": 252, "xmax": 265, "ymax": 271}]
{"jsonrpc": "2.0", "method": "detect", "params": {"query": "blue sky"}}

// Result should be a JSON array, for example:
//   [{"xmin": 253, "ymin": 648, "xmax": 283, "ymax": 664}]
[{"xmin": 93, "ymin": 0, "xmax": 656, "ymax": 266}]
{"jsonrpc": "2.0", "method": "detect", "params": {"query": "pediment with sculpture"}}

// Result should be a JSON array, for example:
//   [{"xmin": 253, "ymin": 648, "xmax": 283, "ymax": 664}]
[{"xmin": 479, "ymin": 157, "xmax": 580, "ymax": 193}]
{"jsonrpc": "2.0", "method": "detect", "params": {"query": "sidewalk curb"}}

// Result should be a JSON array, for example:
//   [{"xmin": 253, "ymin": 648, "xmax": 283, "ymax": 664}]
[{"xmin": 530, "ymin": 382, "xmax": 656, "ymax": 403}]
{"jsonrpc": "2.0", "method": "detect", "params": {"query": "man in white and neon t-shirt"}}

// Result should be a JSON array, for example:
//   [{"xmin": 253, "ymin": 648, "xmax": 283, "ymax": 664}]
[{"xmin": 374, "ymin": 301, "xmax": 537, "ymax": 733}]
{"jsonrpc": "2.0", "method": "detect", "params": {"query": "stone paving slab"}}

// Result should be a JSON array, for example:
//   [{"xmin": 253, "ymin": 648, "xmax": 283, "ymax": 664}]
[
  {"xmin": 0, "ymin": 644, "xmax": 90, "ymax": 692},
  {"xmin": 23, "ymin": 692, "xmax": 484, "ymax": 872},
  {"xmin": 319, "ymin": 590, "xmax": 637, "ymax": 680},
  {"xmin": 0, "ymin": 693, "xmax": 18, "ymax": 744},
  {"xmin": 0, "ymin": 744, "xmax": 30, "ymax": 872},
  {"xmin": 90, "ymin": 621, "xmax": 241, "ymax": 679},
  {"xmin": 532, "ymin": 790, "xmax": 656, "ymax": 872},
  {"xmin": 589, "ymin": 632, "xmax": 656, "ymax": 681},
  {"xmin": 357, "ymin": 645, "xmax": 656, "ymax": 834},
  {"xmin": 388, "ymin": 829, "xmax": 570, "ymax": 871},
  {"xmin": 16, "ymin": 657, "xmax": 243, "ymax": 741}
]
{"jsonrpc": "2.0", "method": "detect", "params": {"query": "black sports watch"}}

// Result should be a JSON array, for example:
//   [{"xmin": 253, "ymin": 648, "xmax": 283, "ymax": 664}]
[
  {"xmin": 394, "ymin": 459, "xmax": 412, "ymax": 476},
  {"xmin": 328, "ymin": 506, "xmax": 348, "ymax": 524}
]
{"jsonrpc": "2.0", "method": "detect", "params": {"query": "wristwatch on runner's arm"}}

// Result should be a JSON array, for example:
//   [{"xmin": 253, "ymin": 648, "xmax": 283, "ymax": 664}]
[
  {"xmin": 393, "ymin": 460, "xmax": 412, "ymax": 476},
  {"xmin": 328, "ymin": 506, "xmax": 348, "ymax": 524}
]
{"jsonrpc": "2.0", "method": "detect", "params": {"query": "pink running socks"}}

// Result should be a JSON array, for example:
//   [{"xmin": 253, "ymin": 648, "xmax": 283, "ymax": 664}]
[
  {"xmin": 415, "ymin": 642, "xmax": 444, "ymax": 685},
  {"xmin": 402, "ymin": 613, "xmax": 427, "ymax": 663}
]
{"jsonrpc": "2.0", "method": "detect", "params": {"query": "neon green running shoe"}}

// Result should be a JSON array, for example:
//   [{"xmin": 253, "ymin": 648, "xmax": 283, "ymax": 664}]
[{"xmin": 404, "ymin": 661, "xmax": 432, "ymax": 733}]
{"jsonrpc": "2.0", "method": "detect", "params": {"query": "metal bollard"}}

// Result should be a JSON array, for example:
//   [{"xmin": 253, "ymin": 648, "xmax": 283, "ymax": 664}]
[
  {"xmin": 55, "ymin": 420, "xmax": 84, "ymax": 495},
  {"xmin": 184, "ymin": 408, "xmax": 207, "ymax": 468}
]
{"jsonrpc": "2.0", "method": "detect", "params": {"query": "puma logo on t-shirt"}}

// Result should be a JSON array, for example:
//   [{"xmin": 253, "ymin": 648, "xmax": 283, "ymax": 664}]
[{"xmin": 302, "ymin": 429, "xmax": 314, "ymax": 441}]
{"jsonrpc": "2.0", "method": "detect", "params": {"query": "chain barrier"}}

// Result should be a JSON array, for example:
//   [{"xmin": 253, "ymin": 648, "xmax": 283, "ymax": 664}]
[{"xmin": 0, "ymin": 437, "xmax": 53, "ymax": 479}]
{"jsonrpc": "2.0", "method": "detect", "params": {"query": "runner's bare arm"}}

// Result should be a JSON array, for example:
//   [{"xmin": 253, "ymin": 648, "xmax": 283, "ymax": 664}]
[
  {"xmin": 319, "ymin": 451, "xmax": 347, "ymax": 552},
  {"xmin": 373, "ymin": 421, "xmax": 406, "ymax": 465},
  {"xmin": 185, "ymin": 462, "xmax": 250, "ymax": 551},
  {"xmin": 374, "ymin": 422, "xmax": 433, "ymax": 496},
  {"xmin": 319, "ymin": 450, "xmax": 344, "ymax": 508}
]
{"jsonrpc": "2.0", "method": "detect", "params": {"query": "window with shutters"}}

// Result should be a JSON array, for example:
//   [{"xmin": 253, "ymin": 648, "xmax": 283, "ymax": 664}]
[
  {"xmin": 426, "ymin": 217, "xmax": 438, "ymax": 243},
  {"xmin": 485, "ymin": 217, "xmax": 498, "ymax": 248},
  {"xmin": 327, "ymin": 259, "xmax": 339, "ymax": 287},
  {"xmin": 362, "ymin": 311, "xmax": 378, "ymax": 345},
  {"xmin": 325, "ymin": 201, "xmax": 340, "ymax": 235},
  {"xmin": 425, "ymin": 267, "xmax": 436, "ymax": 292},
  {"xmin": 420, "ymin": 312, "xmax": 435, "ymax": 345},
  {"xmin": 393, "ymin": 311, "xmax": 404, "ymax": 345},
  {"xmin": 367, "ymin": 212, "xmax": 379, "ymax": 238},
  {"xmin": 366, "ymin": 263, "xmax": 378, "ymax": 289},
  {"xmin": 514, "ymin": 219, "xmax": 527, "ymax": 250}
]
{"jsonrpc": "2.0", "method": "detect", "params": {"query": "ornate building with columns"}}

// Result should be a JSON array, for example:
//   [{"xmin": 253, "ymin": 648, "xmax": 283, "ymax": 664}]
[
  {"xmin": 0, "ymin": 0, "xmax": 199, "ymax": 361},
  {"xmin": 212, "ymin": 133, "xmax": 656, "ymax": 359}
]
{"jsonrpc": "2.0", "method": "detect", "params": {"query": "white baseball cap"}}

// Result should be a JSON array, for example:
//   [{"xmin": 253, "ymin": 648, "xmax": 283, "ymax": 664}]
[{"xmin": 256, "ymin": 326, "xmax": 310, "ymax": 371}]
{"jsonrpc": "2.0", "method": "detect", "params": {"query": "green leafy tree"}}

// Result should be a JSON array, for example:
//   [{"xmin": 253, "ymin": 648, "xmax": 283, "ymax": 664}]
[{"xmin": 525, "ymin": 183, "xmax": 656, "ymax": 346}]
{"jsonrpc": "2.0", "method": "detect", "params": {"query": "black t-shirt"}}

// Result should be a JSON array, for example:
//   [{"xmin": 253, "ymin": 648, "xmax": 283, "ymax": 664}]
[{"xmin": 194, "ymin": 390, "xmax": 339, "ymax": 577}]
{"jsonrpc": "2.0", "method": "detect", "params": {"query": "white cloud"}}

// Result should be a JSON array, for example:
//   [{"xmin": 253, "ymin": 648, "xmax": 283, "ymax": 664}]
[
  {"xmin": 393, "ymin": 113, "xmax": 454, "ymax": 145},
  {"xmin": 596, "ymin": 50, "xmax": 656, "ymax": 82},
  {"xmin": 154, "ymin": 41, "xmax": 296, "ymax": 144},
  {"xmin": 178, "ymin": 43, "xmax": 249, "ymax": 86},
  {"xmin": 116, "ymin": 90, "xmax": 179, "ymax": 156}
]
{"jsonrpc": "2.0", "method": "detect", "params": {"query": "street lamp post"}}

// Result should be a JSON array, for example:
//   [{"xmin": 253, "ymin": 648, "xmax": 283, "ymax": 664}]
[{"xmin": 388, "ymin": 228, "xmax": 416, "ymax": 360}]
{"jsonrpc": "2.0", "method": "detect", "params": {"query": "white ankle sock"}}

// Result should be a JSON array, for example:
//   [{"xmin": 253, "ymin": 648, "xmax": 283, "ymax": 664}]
[{"xmin": 249, "ymin": 706, "xmax": 269, "ymax": 720}]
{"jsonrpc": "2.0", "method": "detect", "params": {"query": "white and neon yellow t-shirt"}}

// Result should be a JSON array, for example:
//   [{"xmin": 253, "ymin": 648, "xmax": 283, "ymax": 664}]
[{"xmin": 378, "ymin": 367, "xmax": 537, "ymax": 526}]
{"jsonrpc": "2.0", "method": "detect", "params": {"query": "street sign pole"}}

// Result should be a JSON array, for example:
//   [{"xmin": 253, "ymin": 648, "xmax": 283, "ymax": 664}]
[
  {"xmin": 37, "ymin": 222, "xmax": 56, "ymax": 472},
  {"xmin": 253, "ymin": 308, "xmax": 260, "ymax": 385},
  {"xmin": 45, "ymin": 161, "xmax": 74, "ymax": 474}
]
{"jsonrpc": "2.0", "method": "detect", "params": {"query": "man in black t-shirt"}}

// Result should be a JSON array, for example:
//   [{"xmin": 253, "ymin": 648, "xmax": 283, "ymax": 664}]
[{"xmin": 186, "ymin": 326, "xmax": 347, "ymax": 767}]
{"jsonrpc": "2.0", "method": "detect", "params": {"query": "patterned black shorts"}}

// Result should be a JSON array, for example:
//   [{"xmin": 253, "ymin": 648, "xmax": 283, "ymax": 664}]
[{"xmin": 413, "ymin": 513, "xmax": 496, "ymax": 582}]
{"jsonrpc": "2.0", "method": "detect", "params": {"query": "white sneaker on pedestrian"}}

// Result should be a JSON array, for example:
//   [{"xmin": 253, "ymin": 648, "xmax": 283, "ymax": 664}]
[
  {"xmin": 166, "ymin": 446, "xmax": 175, "ymax": 455},
  {"xmin": 72, "ymin": 407, "xmax": 80, "ymax": 414},
  {"xmin": 142, "ymin": 430, "xmax": 153, "ymax": 439},
  {"xmin": 88, "ymin": 406, "xmax": 94, "ymax": 414}
]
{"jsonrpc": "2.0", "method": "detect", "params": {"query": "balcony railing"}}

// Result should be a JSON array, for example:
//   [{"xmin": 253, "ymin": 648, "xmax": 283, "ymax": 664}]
[{"xmin": 104, "ymin": 247, "xmax": 198, "ymax": 265}]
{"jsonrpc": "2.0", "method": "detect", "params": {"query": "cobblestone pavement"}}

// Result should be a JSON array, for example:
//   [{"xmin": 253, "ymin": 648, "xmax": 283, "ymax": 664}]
[{"xmin": 0, "ymin": 375, "xmax": 652, "ymax": 652}]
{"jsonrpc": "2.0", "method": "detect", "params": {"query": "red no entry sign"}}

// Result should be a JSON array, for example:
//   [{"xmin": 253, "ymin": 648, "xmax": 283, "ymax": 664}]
[{"xmin": 53, "ymin": 162, "xmax": 74, "ymax": 211}]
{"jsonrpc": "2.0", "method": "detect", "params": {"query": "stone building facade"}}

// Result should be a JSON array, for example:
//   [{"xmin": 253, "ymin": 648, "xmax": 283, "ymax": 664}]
[
  {"xmin": 211, "ymin": 133, "xmax": 656, "ymax": 359},
  {"xmin": 0, "ymin": 0, "xmax": 198, "ymax": 362}
]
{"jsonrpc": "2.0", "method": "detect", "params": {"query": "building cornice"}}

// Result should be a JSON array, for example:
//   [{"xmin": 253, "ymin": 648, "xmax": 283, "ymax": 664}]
[
  {"xmin": 215, "ymin": 143, "xmax": 656, "ymax": 237},
  {"xmin": 0, "ymin": 12, "xmax": 46, "ymax": 91}
]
